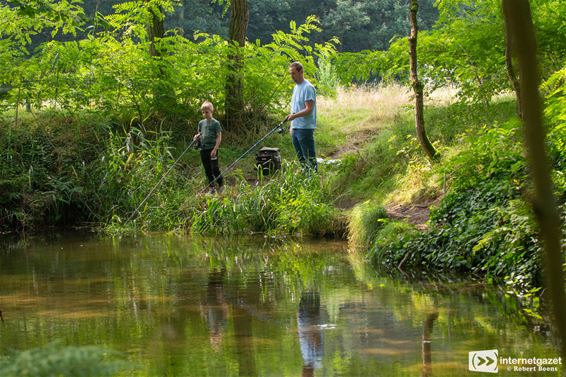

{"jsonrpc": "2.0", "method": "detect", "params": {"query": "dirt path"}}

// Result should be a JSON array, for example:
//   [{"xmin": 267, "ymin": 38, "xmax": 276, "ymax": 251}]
[
  {"xmin": 384, "ymin": 195, "xmax": 443, "ymax": 230},
  {"xmin": 318, "ymin": 86, "xmax": 453, "ymax": 228},
  {"xmin": 328, "ymin": 128, "xmax": 379, "ymax": 159}
]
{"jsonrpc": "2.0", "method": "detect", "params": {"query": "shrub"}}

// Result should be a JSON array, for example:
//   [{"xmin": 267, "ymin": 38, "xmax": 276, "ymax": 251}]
[{"xmin": 348, "ymin": 201, "xmax": 388, "ymax": 249}]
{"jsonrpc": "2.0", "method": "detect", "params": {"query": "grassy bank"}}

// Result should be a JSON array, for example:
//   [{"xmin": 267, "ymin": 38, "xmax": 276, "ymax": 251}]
[
  {"xmin": 0, "ymin": 107, "xmax": 345, "ymax": 237},
  {"xmin": 2, "ymin": 84, "xmax": 565, "ymax": 294},
  {"xmin": 327, "ymin": 86, "xmax": 566, "ymax": 294}
]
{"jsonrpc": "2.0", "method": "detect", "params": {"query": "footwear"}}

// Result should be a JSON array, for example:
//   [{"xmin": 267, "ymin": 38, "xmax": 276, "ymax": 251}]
[{"xmin": 208, "ymin": 187, "xmax": 216, "ymax": 194}]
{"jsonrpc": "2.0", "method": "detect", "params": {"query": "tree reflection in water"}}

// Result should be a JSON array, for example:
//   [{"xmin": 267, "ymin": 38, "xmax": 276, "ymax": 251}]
[{"xmin": 421, "ymin": 311, "xmax": 439, "ymax": 377}]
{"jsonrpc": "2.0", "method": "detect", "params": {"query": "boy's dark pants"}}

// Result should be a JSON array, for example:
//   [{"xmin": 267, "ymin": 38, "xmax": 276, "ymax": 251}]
[{"xmin": 200, "ymin": 149, "xmax": 223, "ymax": 187}]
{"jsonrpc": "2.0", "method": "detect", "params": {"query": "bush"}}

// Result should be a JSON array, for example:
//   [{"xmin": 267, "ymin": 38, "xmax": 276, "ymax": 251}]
[
  {"xmin": 370, "ymin": 220, "xmax": 418, "ymax": 267},
  {"xmin": 367, "ymin": 119, "xmax": 550, "ymax": 292},
  {"xmin": 348, "ymin": 201, "xmax": 388, "ymax": 249},
  {"xmin": 0, "ymin": 112, "xmax": 107, "ymax": 230}
]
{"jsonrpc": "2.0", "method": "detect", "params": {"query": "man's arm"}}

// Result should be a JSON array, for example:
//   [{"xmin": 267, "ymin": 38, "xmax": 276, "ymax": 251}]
[{"xmin": 287, "ymin": 100, "xmax": 314, "ymax": 121}]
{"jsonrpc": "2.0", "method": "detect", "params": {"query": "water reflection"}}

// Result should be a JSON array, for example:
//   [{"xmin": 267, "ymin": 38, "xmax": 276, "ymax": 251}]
[
  {"xmin": 0, "ymin": 235, "xmax": 561, "ymax": 377},
  {"xmin": 232, "ymin": 274, "xmax": 262, "ymax": 377},
  {"xmin": 298, "ymin": 291, "xmax": 324, "ymax": 377},
  {"xmin": 421, "ymin": 311, "xmax": 439, "ymax": 377},
  {"xmin": 201, "ymin": 269, "xmax": 228, "ymax": 352}
]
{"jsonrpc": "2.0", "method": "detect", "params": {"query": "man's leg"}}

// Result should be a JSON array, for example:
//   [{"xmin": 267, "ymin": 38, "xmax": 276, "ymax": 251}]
[
  {"xmin": 292, "ymin": 129, "xmax": 306, "ymax": 165},
  {"xmin": 296, "ymin": 129, "xmax": 317, "ymax": 172}
]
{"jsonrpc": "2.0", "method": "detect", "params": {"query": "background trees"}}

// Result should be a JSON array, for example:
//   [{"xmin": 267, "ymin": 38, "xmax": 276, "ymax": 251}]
[{"xmin": 225, "ymin": 0, "xmax": 249, "ymax": 130}]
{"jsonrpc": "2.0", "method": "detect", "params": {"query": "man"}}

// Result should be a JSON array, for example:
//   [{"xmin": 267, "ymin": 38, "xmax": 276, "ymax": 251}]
[{"xmin": 286, "ymin": 61, "xmax": 317, "ymax": 172}]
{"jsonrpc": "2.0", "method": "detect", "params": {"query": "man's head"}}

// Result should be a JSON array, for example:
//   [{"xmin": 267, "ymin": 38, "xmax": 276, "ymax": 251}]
[{"xmin": 289, "ymin": 62, "xmax": 304, "ymax": 84}]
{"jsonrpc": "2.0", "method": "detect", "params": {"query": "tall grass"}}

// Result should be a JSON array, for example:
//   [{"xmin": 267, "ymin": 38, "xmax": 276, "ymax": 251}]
[
  {"xmin": 317, "ymin": 84, "xmax": 411, "ymax": 157},
  {"xmin": 189, "ymin": 162, "xmax": 345, "ymax": 237}
]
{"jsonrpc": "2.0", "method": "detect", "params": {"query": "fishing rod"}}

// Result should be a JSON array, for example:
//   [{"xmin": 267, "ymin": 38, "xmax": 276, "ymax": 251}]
[
  {"xmin": 197, "ymin": 118, "xmax": 288, "ymax": 195},
  {"xmin": 128, "ymin": 139, "xmax": 197, "ymax": 222},
  {"xmin": 129, "ymin": 118, "xmax": 287, "ymax": 220}
]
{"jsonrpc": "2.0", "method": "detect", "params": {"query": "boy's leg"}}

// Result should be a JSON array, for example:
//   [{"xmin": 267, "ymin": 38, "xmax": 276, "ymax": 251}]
[
  {"xmin": 211, "ymin": 153, "xmax": 223, "ymax": 187},
  {"xmin": 200, "ymin": 149, "xmax": 215, "ymax": 186}
]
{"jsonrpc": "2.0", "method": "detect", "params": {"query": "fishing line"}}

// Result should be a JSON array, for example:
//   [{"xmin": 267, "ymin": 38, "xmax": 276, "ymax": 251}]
[
  {"xmin": 128, "ymin": 138, "xmax": 197, "ymax": 222},
  {"xmin": 197, "ymin": 118, "xmax": 288, "ymax": 195},
  {"xmin": 130, "ymin": 73, "xmax": 290, "ymax": 216}
]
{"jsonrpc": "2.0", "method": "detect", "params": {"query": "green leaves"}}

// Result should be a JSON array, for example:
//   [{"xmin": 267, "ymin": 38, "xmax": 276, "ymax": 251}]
[
  {"xmin": 0, "ymin": 0, "xmax": 85, "ymax": 49},
  {"xmin": 1, "ymin": 5, "xmax": 338, "ymax": 122},
  {"xmin": 105, "ymin": 0, "xmax": 175, "ymax": 41}
]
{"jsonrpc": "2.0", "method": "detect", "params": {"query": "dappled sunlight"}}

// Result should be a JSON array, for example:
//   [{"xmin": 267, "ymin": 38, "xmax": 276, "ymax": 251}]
[
  {"xmin": 426, "ymin": 86, "xmax": 459, "ymax": 106},
  {"xmin": 318, "ymin": 85, "xmax": 412, "ymax": 137}
]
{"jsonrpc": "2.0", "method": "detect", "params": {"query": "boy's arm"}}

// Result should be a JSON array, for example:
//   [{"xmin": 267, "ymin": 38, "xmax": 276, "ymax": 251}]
[
  {"xmin": 211, "ymin": 132, "xmax": 222, "ymax": 157},
  {"xmin": 194, "ymin": 121, "xmax": 201, "ymax": 140}
]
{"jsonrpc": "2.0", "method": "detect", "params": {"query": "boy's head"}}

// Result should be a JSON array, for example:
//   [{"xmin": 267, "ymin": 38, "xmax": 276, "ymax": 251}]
[{"xmin": 201, "ymin": 101, "xmax": 214, "ymax": 119}]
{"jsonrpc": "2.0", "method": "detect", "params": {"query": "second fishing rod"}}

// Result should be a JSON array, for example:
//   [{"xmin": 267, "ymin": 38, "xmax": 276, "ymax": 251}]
[
  {"xmin": 129, "ymin": 118, "xmax": 289, "ymax": 221},
  {"xmin": 196, "ymin": 118, "xmax": 288, "ymax": 195}
]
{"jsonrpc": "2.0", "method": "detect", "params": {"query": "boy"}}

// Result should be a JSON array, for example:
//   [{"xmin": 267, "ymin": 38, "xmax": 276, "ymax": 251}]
[{"xmin": 193, "ymin": 101, "xmax": 223, "ymax": 193}]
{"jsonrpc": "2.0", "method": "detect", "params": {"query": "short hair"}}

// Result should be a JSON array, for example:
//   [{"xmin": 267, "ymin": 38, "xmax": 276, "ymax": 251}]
[
  {"xmin": 200, "ymin": 101, "xmax": 214, "ymax": 112},
  {"xmin": 289, "ymin": 61, "xmax": 303, "ymax": 72}
]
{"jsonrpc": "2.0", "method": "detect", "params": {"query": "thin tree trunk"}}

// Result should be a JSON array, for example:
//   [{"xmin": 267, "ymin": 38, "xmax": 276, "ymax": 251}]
[
  {"xmin": 148, "ymin": 6, "xmax": 164, "ymax": 58},
  {"xmin": 225, "ymin": 0, "xmax": 249, "ymax": 131},
  {"xmin": 409, "ymin": 0, "xmax": 438, "ymax": 162},
  {"xmin": 502, "ymin": 6, "xmax": 523, "ymax": 119},
  {"xmin": 15, "ymin": 85, "xmax": 21, "ymax": 128},
  {"xmin": 502, "ymin": 0, "xmax": 566, "ymax": 361},
  {"xmin": 147, "ymin": 2, "xmax": 176, "ymax": 116}
]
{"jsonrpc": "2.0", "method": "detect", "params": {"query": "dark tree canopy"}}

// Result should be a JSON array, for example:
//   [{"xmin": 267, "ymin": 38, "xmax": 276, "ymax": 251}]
[{"xmin": 76, "ymin": 0, "xmax": 438, "ymax": 52}]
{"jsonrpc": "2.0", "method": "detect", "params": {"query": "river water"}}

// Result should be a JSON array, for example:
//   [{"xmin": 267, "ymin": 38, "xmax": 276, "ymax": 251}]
[{"xmin": 0, "ymin": 234, "xmax": 562, "ymax": 376}]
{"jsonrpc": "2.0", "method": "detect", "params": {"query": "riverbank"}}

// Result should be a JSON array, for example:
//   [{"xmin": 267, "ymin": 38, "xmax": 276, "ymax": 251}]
[
  {"xmin": 2, "ymin": 85, "xmax": 565, "ymax": 294},
  {"xmin": 328, "ymin": 87, "xmax": 565, "ymax": 295}
]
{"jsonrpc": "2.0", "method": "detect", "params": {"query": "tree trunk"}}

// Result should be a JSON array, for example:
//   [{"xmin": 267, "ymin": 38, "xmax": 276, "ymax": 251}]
[
  {"xmin": 502, "ymin": 6, "xmax": 523, "ymax": 119},
  {"xmin": 147, "ymin": 2, "xmax": 176, "ymax": 116},
  {"xmin": 409, "ymin": 0, "xmax": 438, "ymax": 162},
  {"xmin": 148, "ymin": 6, "xmax": 164, "ymax": 58},
  {"xmin": 225, "ymin": 0, "xmax": 249, "ymax": 131},
  {"xmin": 502, "ymin": 0, "xmax": 566, "ymax": 361}
]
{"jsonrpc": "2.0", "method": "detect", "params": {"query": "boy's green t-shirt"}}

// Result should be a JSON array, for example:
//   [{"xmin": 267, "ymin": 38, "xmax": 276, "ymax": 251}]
[{"xmin": 198, "ymin": 118, "xmax": 222, "ymax": 149}]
